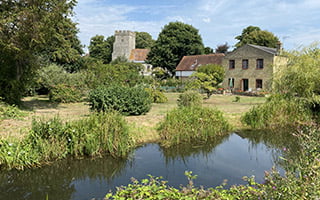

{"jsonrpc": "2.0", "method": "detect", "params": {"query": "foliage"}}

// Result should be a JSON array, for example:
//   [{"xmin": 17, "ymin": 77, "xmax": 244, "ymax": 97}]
[
  {"xmin": 147, "ymin": 21, "xmax": 205, "ymax": 76},
  {"xmin": 0, "ymin": 112, "xmax": 133, "ymax": 170},
  {"xmin": 135, "ymin": 32, "xmax": 155, "ymax": 49},
  {"xmin": 177, "ymin": 91, "xmax": 203, "ymax": 107},
  {"xmin": 204, "ymin": 46, "xmax": 214, "ymax": 54},
  {"xmin": 235, "ymin": 26, "xmax": 280, "ymax": 48},
  {"xmin": 158, "ymin": 106, "xmax": 230, "ymax": 147},
  {"xmin": 49, "ymin": 84, "xmax": 83, "ymax": 103},
  {"xmin": 215, "ymin": 42, "xmax": 230, "ymax": 53},
  {"xmin": 36, "ymin": 64, "xmax": 87, "ymax": 94},
  {"xmin": 0, "ymin": 102, "xmax": 27, "ymax": 120},
  {"xmin": 187, "ymin": 64, "xmax": 225, "ymax": 98},
  {"xmin": 89, "ymin": 85, "xmax": 152, "ymax": 116},
  {"xmin": 0, "ymin": 0, "xmax": 80, "ymax": 104},
  {"xmin": 145, "ymin": 88, "xmax": 168, "ymax": 103},
  {"xmin": 85, "ymin": 61, "xmax": 144, "ymax": 88},
  {"xmin": 152, "ymin": 67, "xmax": 170, "ymax": 80},
  {"xmin": 88, "ymin": 35, "xmax": 114, "ymax": 64},
  {"xmin": 241, "ymin": 95, "xmax": 312, "ymax": 129}
]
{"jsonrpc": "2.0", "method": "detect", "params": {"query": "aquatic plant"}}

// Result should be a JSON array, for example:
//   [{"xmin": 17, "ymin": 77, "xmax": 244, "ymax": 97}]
[
  {"xmin": 0, "ymin": 112, "xmax": 133, "ymax": 170},
  {"xmin": 158, "ymin": 106, "xmax": 230, "ymax": 147}
]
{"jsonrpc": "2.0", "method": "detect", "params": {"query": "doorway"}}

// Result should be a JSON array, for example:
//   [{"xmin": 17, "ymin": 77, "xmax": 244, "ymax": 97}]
[{"xmin": 242, "ymin": 79, "xmax": 249, "ymax": 91}]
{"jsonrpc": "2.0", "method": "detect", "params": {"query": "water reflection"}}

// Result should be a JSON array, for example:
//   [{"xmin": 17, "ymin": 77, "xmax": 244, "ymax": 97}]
[{"xmin": 0, "ymin": 132, "xmax": 300, "ymax": 200}]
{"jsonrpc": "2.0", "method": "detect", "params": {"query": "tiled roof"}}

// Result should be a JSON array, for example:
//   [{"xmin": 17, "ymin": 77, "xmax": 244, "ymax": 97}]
[
  {"xmin": 248, "ymin": 44, "xmax": 277, "ymax": 55},
  {"xmin": 129, "ymin": 49, "xmax": 150, "ymax": 61},
  {"xmin": 176, "ymin": 54, "xmax": 225, "ymax": 71}
]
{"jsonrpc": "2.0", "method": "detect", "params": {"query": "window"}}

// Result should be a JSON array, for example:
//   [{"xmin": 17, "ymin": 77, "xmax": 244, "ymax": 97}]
[
  {"xmin": 256, "ymin": 79, "xmax": 263, "ymax": 89},
  {"xmin": 229, "ymin": 60, "xmax": 235, "ymax": 69},
  {"xmin": 256, "ymin": 59, "xmax": 264, "ymax": 69},
  {"xmin": 242, "ymin": 59, "xmax": 249, "ymax": 69}
]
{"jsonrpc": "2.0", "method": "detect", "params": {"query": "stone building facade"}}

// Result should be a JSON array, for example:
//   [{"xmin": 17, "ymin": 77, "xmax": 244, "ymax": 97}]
[
  {"xmin": 222, "ymin": 44, "xmax": 287, "ymax": 92},
  {"xmin": 112, "ymin": 30, "xmax": 136, "ymax": 61},
  {"xmin": 111, "ymin": 30, "xmax": 152, "ymax": 75}
]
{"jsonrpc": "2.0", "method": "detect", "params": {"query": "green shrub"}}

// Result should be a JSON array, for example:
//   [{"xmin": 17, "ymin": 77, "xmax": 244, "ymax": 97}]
[
  {"xmin": 145, "ymin": 88, "xmax": 168, "ymax": 103},
  {"xmin": 49, "ymin": 84, "xmax": 83, "ymax": 103},
  {"xmin": 158, "ymin": 106, "xmax": 230, "ymax": 147},
  {"xmin": 241, "ymin": 95, "xmax": 312, "ymax": 129},
  {"xmin": 177, "ymin": 91, "xmax": 203, "ymax": 107},
  {"xmin": 0, "ymin": 102, "xmax": 27, "ymax": 120},
  {"xmin": 89, "ymin": 85, "xmax": 152, "ymax": 115}
]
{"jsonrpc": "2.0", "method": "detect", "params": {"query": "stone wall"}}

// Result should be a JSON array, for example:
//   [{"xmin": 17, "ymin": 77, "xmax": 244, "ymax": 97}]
[
  {"xmin": 112, "ymin": 30, "xmax": 136, "ymax": 61},
  {"xmin": 222, "ymin": 45, "xmax": 277, "ymax": 91}
]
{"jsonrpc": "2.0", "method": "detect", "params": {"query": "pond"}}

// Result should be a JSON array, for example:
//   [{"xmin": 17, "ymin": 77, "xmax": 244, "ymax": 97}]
[{"xmin": 0, "ymin": 132, "xmax": 299, "ymax": 200}]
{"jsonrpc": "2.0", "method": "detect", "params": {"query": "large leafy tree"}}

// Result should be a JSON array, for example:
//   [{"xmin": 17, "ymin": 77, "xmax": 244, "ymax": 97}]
[
  {"xmin": 235, "ymin": 26, "xmax": 280, "ymax": 48},
  {"xmin": 215, "ymin": 43, "xmax": 230, "ymax": 54},
  {"xmin": 88, "ymin": 35, "xmax": 114, "ymax": 64},
  {"xmin": 135, "ymin": 32, "xmax": 154, "ymax": 49},
  {"xmin": 147, "ymin": 22, "xmax": 205, "ymax": 75},
  {"xmin": 0, "ymin": 0, "xmax": 79, "ymax": 104}
]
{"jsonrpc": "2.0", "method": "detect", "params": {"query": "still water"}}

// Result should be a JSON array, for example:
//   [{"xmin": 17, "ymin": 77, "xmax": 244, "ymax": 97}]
[{"xmin": 0, "ymin": 132, "xmax": 298, "ymax": 200}]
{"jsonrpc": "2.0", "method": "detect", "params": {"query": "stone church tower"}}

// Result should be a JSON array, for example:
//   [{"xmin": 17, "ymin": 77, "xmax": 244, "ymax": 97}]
[{"xmin": 112, "ymin": 30, "xmax": 136, "ymax": 61}]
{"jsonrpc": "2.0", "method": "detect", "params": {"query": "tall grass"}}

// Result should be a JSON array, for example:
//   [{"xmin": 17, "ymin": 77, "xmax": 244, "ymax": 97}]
[
  {"xmin": 0, "ymin": 112, "xmax": 133, "ymax": 170},
  {"xmin": 158, "ymin": 106, "xmax": 230, "ymax": 147},
  {"xmin": 241, "ymin": 95, "xmax": 312, "ymax": 129}
]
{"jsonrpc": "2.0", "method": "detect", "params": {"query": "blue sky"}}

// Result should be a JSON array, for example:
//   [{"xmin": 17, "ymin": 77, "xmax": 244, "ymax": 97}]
[{"xmin": 74, "ymin": 0, "xmax": 320, "ymax": 52}]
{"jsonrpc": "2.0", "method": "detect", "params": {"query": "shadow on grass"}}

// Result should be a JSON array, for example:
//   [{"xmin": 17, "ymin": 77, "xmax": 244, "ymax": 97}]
[{"xmin": 21, "ymin": 96, "xmax": 59, "ymax": 111}]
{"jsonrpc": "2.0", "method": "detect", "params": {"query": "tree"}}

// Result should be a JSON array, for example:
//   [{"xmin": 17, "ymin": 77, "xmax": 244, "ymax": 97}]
[
  {"xmin": 147, "ymin": 22, "xmax": 205, "ymax": 76},
  {"xmin": 88, "ymin": 35, "xmax": 114, "ymax": 64},
  {"xmin": 215, "ymin": 43, "xmax": 229, "ymax": 54},
  {"xmin": 187, "ymin": 64, "xmax": 225, "ymax": 98},
  {"xmin": 40, "ymin": 16, "xmax": 84, "ymax": 72},
  {"xmin": 235, "ymin": 26, "xmax": 280, "ymax": 48},
  {"xmin": 204, "ymin": 47, "xmax": 214, "ymax": 54},
  {"xmin": 0, "ymin": 0, "xmax": 79, "ymax": 104},
  {"xmin": 135, "ymin": 32, "xmax": 154, "ymax": 49}
]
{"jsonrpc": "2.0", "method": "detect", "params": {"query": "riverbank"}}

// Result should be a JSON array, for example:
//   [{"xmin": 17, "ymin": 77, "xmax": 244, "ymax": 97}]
[{"xmin": 0, "ymin": 93, "xmax": 266, "ymax": 143}]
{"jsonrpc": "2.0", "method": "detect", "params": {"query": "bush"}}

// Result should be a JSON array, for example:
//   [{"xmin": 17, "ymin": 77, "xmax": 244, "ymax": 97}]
[
  {"xmin": 145, "ymin": 88, "xmax": 168, "ymax": 103},
  {"xmin": 0, "ymin": 102, "xmax": 27, "ymax": 120},
  {"xmin": 49, "ymin": 84, "xmax": 83, "ymax": 103},
  {"xmin": 177, "ymin": 91, "xmax": 203, "ymax": 107},
  {"xmin": 158, "ymin": 106, "xmax": 230, "ymax": 147},
  {"xmin": 241, "ymin": 95, "xmax": 312, "ymax": 129},
  {"xmin": 89, "ymin": 85, "xmax": 152, "ymax": 116}
]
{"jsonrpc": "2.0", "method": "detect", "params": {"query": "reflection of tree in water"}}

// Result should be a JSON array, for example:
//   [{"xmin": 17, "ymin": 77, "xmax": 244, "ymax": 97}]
[
  {"xmin": 160, "ymin": 134, "xmax": 230, "ymax": 165},
  {"xmin": 0, "ymin": 156, "xmax": 128, "ymax": 200},
  {"xmin": 236, "ymin": 130, "xmax": 302, "ymax": 168}
]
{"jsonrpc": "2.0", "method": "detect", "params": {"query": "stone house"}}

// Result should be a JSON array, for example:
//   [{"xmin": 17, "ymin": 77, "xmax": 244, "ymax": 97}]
[
  {"xmin": 222, "ymin": 44, "xmax": 287, "ymax": 92},
  {"xmin": 175, "ymin": 54, "xmax": 225, "ymax": 79},
  {"xmin": 112, "ymin": 30, "xmax": 152, "ymax": 76}
]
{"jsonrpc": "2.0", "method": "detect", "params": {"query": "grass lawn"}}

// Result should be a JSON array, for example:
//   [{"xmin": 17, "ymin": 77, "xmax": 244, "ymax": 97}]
[{"xmin": 0, "ymin": 93, "xmax": 266, "ymax": 142}]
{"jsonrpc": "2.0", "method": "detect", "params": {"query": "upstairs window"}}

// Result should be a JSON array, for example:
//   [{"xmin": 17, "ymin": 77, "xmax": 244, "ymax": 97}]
[
  {"xmin": 242, "ymin": 59, "xmax": 249, "ymax": 69},
  {"xmin": 229, "ymin": 60, "xmax": 235, "ymax": 69},
  {"xmin": 256, "ymin": 59, "xmax": 264, "ymax": 69},
  {"xmin": 256, "ymin": 79, "xmax": 263, "ymax": 89}
]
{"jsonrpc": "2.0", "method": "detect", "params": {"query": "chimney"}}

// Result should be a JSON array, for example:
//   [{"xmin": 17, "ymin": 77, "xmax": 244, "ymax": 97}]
[{"xmin": 276, "ymin": 41, "xmax": 282, "ymax": 55}]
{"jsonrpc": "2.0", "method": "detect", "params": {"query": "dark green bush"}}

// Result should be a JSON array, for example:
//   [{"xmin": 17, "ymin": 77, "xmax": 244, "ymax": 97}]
[
  {"xmin": 145, "ymin": 88, "xmax": 168, "ymax": 103},
  {"xmin": 49, "ymin": 84, "xmax": 83, "ymax": 103},
  {"xmin": 158, "ymin": 106, "xmax": 230, "ymax": 147},
  {"xmin": 89, "ymin": 85, "xmax": 152, "ymax": 115},
  {"xmin": 177, "ymin": 91, "xmax": 203, "ymax": 107}
]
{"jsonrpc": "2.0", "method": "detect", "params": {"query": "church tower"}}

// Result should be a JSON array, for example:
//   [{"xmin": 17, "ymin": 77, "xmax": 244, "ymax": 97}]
[{"xmin": 112, "ymin": 30, "xmax": 136, "ymax": 61}]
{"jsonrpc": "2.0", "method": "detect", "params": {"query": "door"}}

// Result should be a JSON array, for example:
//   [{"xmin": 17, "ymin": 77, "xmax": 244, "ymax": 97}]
[{"xmin": 242, "ymin": 79, "xmax": 249, "ymax": 91}]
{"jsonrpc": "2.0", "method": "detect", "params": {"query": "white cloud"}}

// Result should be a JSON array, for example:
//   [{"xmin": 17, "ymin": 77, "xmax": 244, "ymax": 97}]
[{"xmin": 74, "ymin": 0, "xmax": 320, "ymax": 52}]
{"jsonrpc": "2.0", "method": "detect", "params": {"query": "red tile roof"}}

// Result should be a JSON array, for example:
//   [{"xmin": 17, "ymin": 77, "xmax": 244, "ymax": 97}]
[
  {"xmin": 129, "ymin": 49, "xmax": 150, "ymax": 62},
  {"xmin": 176, "ymin": 54, "xmax": 225, "ymax": 71}
]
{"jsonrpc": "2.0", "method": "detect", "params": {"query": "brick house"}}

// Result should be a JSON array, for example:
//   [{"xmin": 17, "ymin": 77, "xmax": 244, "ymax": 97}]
[
  {"xmin": 222, "ymin": 44, "xmax": 287, "ymax": 92},
  {"xmin": 175, "ymin": 54, "xmax": 225, "ymax": 79}
]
